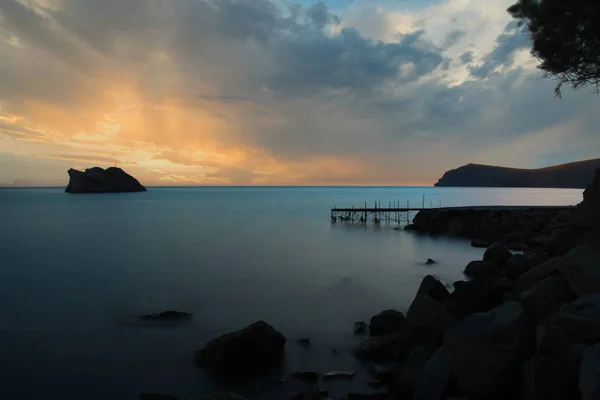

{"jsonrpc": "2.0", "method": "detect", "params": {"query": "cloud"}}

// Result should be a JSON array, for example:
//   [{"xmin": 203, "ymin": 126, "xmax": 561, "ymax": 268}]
[
  {"xmin": 0, "ymin": 0, "xmax": 598, "ymax": 186},
  {"xmin": 469, "ymin": 21, "xmax": 531, "ymax": 78}
]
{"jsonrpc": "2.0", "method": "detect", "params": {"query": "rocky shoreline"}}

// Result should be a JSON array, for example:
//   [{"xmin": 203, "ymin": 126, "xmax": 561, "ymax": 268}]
[{"xmin": 143, "ymin": 171, "xmax": 600, "ymax": 400}]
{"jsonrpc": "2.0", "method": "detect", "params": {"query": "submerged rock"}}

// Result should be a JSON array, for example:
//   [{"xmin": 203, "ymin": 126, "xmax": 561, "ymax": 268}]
[
  {"xmin": 297, "ymin": 338, "xmax": 311, "ymax": 348},
  {"xmin": 202, "ymin": 394, "xmax": 247, "ymax": 400},
  {"xmin": 369, "ymin": 309, "xmax": 405, "ymax": 336},
  {"xmin": 425, "ymin": 258, "xmax": 437, "ymax": 265},
  {"xmin": 354, "ymin": 321, "xmax": 368, "ymax": 335},
  {"xmin": 140, "ymin": 311, "xmax": 192, "ymax": 321},
  {"xmin": 65, "ymin": 167, "xmax": 146, "ymax": 193},
  {"xmin": 195, "ymin": 321, "xmax": 286, "ymax": 376}
]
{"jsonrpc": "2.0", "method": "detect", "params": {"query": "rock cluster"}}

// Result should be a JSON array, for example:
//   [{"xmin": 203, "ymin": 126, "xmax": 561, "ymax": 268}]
[
  {"xmin": 408, "ymin": 206, "xmax": 579, "ymax": 255},
  {"xmin": 352, "ymin": 240, "xmax": 600, "ymax": 399}
]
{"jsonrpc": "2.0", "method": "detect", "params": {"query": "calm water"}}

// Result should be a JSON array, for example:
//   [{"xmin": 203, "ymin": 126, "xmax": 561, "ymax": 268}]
[{"xmin": 0, "ymin": 186, "xmax": 582, "ymax": 399}]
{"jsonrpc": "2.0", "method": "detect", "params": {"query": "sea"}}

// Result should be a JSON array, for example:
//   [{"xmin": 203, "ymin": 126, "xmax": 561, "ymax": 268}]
[{"xmin": 0, "ymin": 186, "xmax": 583, "ymax": 400}]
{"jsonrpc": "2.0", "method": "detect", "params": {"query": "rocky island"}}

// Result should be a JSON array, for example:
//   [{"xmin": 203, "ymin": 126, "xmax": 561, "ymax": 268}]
[
  {"xmin": 435, "ymin": 158, "xmax": 600, "ymax": 188},
  {"xmin": 65, "ymin": 167, "xmax": 146, "ymax": 193}
]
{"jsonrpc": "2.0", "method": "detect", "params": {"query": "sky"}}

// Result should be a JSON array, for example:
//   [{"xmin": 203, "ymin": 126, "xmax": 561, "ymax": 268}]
[{"xmin": 0, "ymin": 0, "xmax": 599, "ymax": 186}]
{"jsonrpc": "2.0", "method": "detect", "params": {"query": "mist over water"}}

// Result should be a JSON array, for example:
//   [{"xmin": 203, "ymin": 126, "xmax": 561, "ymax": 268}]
[{"xmin": 0, "ymin": 186, "xmax": 582, "ymax": 399}]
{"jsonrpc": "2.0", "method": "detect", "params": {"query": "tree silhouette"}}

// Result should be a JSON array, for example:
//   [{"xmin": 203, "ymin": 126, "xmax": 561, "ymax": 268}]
[{"xmin": 508, "ymin": 0, "xmax": 600, "ymax": 97}]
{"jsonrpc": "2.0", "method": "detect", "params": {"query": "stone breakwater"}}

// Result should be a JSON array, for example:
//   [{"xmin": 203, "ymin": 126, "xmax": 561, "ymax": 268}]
[{"xmin": 407, "ymin": 206, "xmax": 580, "ymax": 255}]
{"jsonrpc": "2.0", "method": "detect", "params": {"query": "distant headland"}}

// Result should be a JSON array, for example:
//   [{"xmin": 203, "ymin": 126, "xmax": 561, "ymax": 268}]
[
  {"xmin": 65, "ymin": 167, "xmax": 146, "ymax": 193},
  {"xmin": 435, "ymin": 158, "xmax": 600, "ymax": 188}
]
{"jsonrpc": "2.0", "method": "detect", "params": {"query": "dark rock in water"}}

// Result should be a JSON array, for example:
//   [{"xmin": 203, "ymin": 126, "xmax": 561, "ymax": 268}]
[
  {"xmin": 195, "ymin": 320, "xmax": 286, "ymax": 376},
  {"xmin": 463, "ymin": 261, "xmax": 497, "ymax": 278},
  {"xmin": 404, "ymin": 224, "xmax": 418, "ymax": 231},
  {"xmin": 425, "ymin": 258, "xmax": 436, "ymax": 265},
  {"xmin": 297, "ymin": 338, "xmax": 311, "ymax": 348},
  {"xmin": 292, "ymin": 371, "xmax": 320, "ymax": 383},
  {"xmin": 483, "ymin": 242, "xmax": 512, "ymax": 266},
  {"xmin": 354, "ymin": 321, "xmax": 368, "ymax": 335},
  {"xmin": 471, "ymin": 238, "xmax": 490, "ymax": 248},
  {"xmin": 140, "ymin": 311, "xmax": 192, "ymax": 321},
  {"xmin": 140, "ymin": 394, "xmax": 179, "ymax": 400},
  {"xmin": 65, "ymin": 167, "xmax": 146, "ymax": 193},
  {"xmin": 369, "ymin": 309, "xmax": 405, "ymax": 336},
  {"xmin": 442, "ymin": 302, "xmax": 535, "ymax": 399},
  {"xmin": 580, "ymin": 343, "xmax": 600, "ymax": 400},
  {"xmin": 415, "ymin": 275, "xmax": 450, "ymax": 302}
]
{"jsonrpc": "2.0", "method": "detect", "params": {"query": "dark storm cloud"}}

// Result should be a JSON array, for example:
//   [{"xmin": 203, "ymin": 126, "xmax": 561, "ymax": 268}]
[{"xmin": 469, "ymin": 22, "xmax": 531, "ymax": 78}]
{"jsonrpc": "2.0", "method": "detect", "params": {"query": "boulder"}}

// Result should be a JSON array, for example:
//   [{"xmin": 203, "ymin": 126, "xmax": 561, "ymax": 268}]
[
  {"xmin": 65, "ymin": 167, "xmax": 146, "ymax": 193},
  {"xmin": 507, "ymin": 243, "xmax": 528, "ymax": 252},
  {"xmin": 140, "ymin": 311, "xmax": 192, "ymax": 321},
  {"xmin": 580, "ymin": 343, "xmax": 600, "ymax": 400},
  {"xmin": 463, "ymin": 261, "xmax": 497, "ymax": 278},
  {"xmin": 560, "ymin": 245, "xmax": 600, "ymax": 296},
  {"xmin": 513, "ymin": 257, "xmax": 566, "ymax": 294},
  {"xmin": 442, "ymin": 302, "xmax": 535, "ymax": 399},
  {"xmin": 554, "ymin": 294, "xmax": 600, "ymax": 341},
  {"xmin": 412, "ymin": 210, "xmax": 437, "ymax": 232},
  {"xmin": 395, "ymin": 345, "xmax": 437, "ymax": 389},
  {"xmin": 533, "ymin": 328, "xmax": 586, "ymax": 400},
  {"xmin": 415, "ymin": 275, "xmax": 450, "ymax": 301},
  {"xmin": 528, "ymin": 235, "xmax": 551, "ymax": 248},
  {"xmin": 413, "ymin": 346, "xmax": 454, "ymax": 400},
  {"xmin": 288, "ymin": 391, "xmax": 328, "ymax": 400},
  {"xmin": 505, "ymin": 254, "xmax": 531, "ymax": 278},
  {"xmin": 483, "ymin": 242, "xmax": 512, "ymax": 266},
  {"xmin": 546, "ymin": 229, "xmax": 577, "ymax": 256},
  {"xmin": 405, "ymin": 294, "xmax": 457, "ymax": 339},
  {"xmin": 195, "ymin": 321, "xmax": 286, "ymax": 376},
  {"xmin": 369, "ymin": 309, "xmax": 405, "ymax": 336},
  {"xmin": 532, "ymin": 275, "xmax": 574, "ymax": 323},
  {"xmin": 442, "ymin": 278, "xmax": 504, "ymax": 320},
  {"xmin": 140, "ymin": 395, "xmax": 179, "ymax": 400},
  {"xmin": 425, "ymin": 258, "xmax": 437, "ymax": 265},
  {"xmin": 471, "ymin": 238, "xmax": 490, "ymax": 248}
]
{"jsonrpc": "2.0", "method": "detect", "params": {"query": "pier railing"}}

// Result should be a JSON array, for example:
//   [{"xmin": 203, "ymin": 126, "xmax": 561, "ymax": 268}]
[{"xmin": 331, "ymin": 199, "xmax": 441, "ymax": 225}]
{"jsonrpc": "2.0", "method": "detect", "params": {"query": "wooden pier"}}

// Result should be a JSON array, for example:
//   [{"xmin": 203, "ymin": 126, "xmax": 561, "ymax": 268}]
[{"xmin": 331, "ymin": 200, "xmax": 437, "ymax": 225}]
